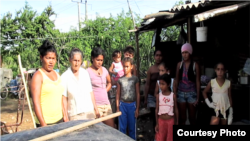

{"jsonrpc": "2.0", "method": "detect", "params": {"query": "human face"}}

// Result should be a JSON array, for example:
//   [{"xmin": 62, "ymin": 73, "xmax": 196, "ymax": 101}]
[
  {"xmin": 41, "ymin": 52, "xmax": 56, "ymax": 72},
  {"xmin": 182, "ymin": 51, "xmax": 190, "ymax": 61},
  {"xmin": 123, "ymin": 62, "xmax": 133, "ymax": 75},
  {"xmin": 158, "ymin": 65, "xmax": 168, "ymax": 76},
  {"xmin": 92, "ymin": 55, "xmax": 104, "ymax": 69},
  {"xmin": 113, "ymin": 54, "xmax": 121, "ymax": 63},
  {"xmin": 124, "ymin": 52, "xmax": 133, "ymax": 58},
  {"xmin": 215, "ymin": 64, "xmax": 225, "ymax": 79},
  {"xmin": 70, "ymin": 53, "xmax": 82, "ymax": 72},
  {"xmin": 154, "ymin": 51, "xmax": 162, "ymax": 64},
  {"xmin": 159, "ymin": 80, "xmax": 170, "ymax": 92}
]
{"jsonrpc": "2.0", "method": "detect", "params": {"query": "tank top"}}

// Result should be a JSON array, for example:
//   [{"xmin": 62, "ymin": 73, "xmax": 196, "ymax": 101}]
[
  {"xmin": 112, "ymin": 61, "xmax": 124, "ymax": 81},
  {"xmin": 178, "ymin": 62, "xmax": 196, "ymax": 92},
  {"xmin": 158, "ymin": 92, "xmax": 174, "ymax": 116},
  {"xmin": 36, "ymin": 69, "xmax": 64, "ymax": 124},
  {"xmin": 211, "ymin": 78, "xmax": 231, "ymax": 119}
]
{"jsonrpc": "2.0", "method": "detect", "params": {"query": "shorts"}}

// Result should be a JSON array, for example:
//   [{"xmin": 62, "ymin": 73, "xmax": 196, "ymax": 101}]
[
  {"xmin": 155, "ymin": 118, "xmax": 174, "ymax": 141},
  {"xmin": 147, "ymin": 94, "xmax": 156, "ymax": 108},
  {"xmin": 69, "ymin": 111, "xmax": 96, "ymax": 121},
  {"xmin": 177, "ymin": 91, "xmax": 197, "ymax": 103},
  {"xmin": 97, "ymin": 105, "xmax": 113, "ymax": 117},
  {"xmin": 211, "ymin": 109, "xmax": 229, "ymax": 119}
]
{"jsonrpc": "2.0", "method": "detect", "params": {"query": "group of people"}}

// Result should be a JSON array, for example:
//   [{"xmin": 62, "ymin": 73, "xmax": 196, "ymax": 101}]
[{"xmin": 30, "ymin": 40, "xmax": 233, "ymax": 141}]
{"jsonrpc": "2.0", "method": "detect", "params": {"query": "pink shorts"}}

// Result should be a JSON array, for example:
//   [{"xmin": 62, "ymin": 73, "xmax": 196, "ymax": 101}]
[{"xmin": 155, "ymin": 118, "xmax": 174, "ymax": 141}]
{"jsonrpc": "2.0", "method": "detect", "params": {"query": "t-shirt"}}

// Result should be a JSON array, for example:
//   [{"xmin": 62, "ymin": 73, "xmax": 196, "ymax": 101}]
[
  {"xmin": 118, "ymin": 75, "xmax": 139, "ymax": 102},
  {"xmin": 87, "ymin": 67, "xmax": 110, "ymax": 106},
  {"xmin": 61, "ymin": 67, "xmax": 94, "ymax": 117}
]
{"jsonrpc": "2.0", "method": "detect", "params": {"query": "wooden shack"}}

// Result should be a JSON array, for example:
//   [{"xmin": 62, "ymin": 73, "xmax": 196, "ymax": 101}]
[{"xmin": 133, "ymin": 0, "xmax": 250, "ymax": 124}]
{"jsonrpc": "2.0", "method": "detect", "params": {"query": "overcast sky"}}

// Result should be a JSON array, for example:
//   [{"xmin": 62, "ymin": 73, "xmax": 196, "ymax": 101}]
[{"xmin": 0, "ymin": 0, "xmax": 199, "ymax": 32}]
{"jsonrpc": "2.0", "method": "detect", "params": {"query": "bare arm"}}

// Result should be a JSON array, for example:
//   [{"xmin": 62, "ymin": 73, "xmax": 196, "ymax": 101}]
[
  {"xmin": 195, "ymin": 62, "xmax": 201, "ymax": 105},
  {"xmin": 135, "ymin": 82, "xmax": 140, "ymax": 118},
  {"xmin": 30, "ymin": 71, "xmax": 47, "ymax": 126},
  {"xmin": 154, "ymin": 82, "xmax": 159, "ymax": 97},
  {"xmin": 228, "ymin": 81, "xmax": 233, "ymax": 107},
  {"xmin": 62, "ymin": 96, "xmax": 69, "ymax": 122},
  {"xmin": 144, "ymin": 68, "xmax": 151, "ymax": 106},
  {"xmin": 116, "ymin": 82, "xmax": 121, "ymax": 112},
  {"xmin": 174, "ymin": 62, "xmax": 181, "ymax": 95},
  {"xmin": 90, "ymin": 91, "xmax": 100, "ymax": 118},
  {"xmin": 202, "ymin": 81, "xmax": 211, "ymax": 99},
  {"xmin": 155, "ymin": 94, "xmax": 159, "ymax": 125},
  {"xmin": 109, "ymin": 63, "xmax": 117, "ymax": 75},
  {"xmin": 106, "ymin": 73, "xmax": 112, "ymax": 92},
  {"xmin": 174, "ymin": 94, "xmax": 179, "ymax": 125}
]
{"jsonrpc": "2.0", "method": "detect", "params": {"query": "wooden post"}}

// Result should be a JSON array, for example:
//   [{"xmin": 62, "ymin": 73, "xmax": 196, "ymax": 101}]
[
  {"xmin": 30, "ymin": 112, "xmax": 122, "ymax": 141},
  {"xmin": 187, "ymin": 17, "xmax": 192, "ymax": 44},
  {"xmin": 135, "ymin": 32, "xmax": 140, "ymax": 82},
  {"xmin": 18, "ymin": 55, "xmax": 36, "ymax": 129}
]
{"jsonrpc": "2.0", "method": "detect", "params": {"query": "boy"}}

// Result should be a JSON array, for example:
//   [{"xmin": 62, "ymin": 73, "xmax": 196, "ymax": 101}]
[{"xmin": 123, "ymin": 46, "xmax": 137, "ymax": 76}]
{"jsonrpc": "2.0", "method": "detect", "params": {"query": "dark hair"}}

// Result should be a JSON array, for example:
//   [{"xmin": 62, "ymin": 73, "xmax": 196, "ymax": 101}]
[
  {"xmin": 159, "ymin": 62, "xmax": 169, "ymax": 71},
  {"xmin": 123, "ymin": 46, "xmax": 135, "ymax": 55},
  {"xmin": 122, "ymin": 57, "xmax": 133, "ymax": 65},
  {"xmin": 214, "ymin": 62, "xmax": 226, "ymax": 70},
  {"xmin": 38, "ymin": 40, "xmax": 57, "ymax": 57},
  {"xmin": 90, "ymin": 47, "xmax": 105, "ymax": 63},
  {"xmin": 158, "ymin": 74, "xmax": 171, "ymax": 85},
  {"xmin": 69, "ymin": 48, "xmax": 84, "ymax": 60},
  {"xmin": 112, "ymin": 50, "xmax": 121, "ymax": 58},
  {"xmin": 154, "ymin": 49, "xmax": 162, "ymax": 56}
]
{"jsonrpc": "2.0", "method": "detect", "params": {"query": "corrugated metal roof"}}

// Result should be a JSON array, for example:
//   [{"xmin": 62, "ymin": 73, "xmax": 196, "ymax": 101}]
[{"xmin": 170, "ymin": 0, "xmax": 212, "ymax": 12}]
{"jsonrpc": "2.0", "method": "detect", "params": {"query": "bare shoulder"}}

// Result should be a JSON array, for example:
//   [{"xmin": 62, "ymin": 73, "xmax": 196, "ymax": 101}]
[{"xmin": 32, "ymin": 70, "xmax": 42, "ymax": 81}]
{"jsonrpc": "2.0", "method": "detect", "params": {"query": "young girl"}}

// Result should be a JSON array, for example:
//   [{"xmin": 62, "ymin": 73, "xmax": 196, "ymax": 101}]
[
  {"xmin": 109, "ymin": 50, "xmax": 124, "ymax": 86},
  {"xmin": 202, "ymin": 62, "xmax": 233, "ymax": 125},
  {"xmin": 154, "ymin": 62, "xmax": 174, "ymax": 97},
  {"xmin": 116, "ymin": 57, "xmax": 140, "ymax": 140},
  {"xmin": 155, "ymin": 74, "xmax": 178, "ymax": 141}
]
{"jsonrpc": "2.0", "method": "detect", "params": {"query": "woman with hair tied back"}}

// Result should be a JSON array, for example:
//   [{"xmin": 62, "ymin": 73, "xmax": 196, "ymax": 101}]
[
  {"xmin": 30, "ymin": 40, "xmax": 66, "ymax": 127},
  {"xmin": 61, "ymin": 48, "xmax": 100, "ymax": 121}
]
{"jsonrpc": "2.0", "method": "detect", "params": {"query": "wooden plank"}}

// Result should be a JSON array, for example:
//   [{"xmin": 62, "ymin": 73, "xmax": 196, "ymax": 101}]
[{"xmin": 29, "ymin": 112, "xmax": 121, "ymax": 141}]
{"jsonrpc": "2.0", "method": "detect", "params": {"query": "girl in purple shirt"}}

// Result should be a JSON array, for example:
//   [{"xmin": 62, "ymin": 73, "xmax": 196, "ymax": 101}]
[{"xmin": 87, "ymin": 47, "xmax": 115, "ymax": 128}]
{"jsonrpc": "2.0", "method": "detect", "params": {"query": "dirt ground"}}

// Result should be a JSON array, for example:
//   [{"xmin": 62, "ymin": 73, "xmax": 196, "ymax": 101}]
[{"xmin": 0, "ymin": 98, "xmax": 35, "ymax": 135}]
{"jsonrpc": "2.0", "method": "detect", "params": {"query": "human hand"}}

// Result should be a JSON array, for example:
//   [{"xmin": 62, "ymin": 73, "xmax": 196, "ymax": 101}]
[
  {"xmin": 135, "ymin": 109, "xmax": 139, "ymax": 118},
  {"xmin": 228, "ymin": 107, "xmax": 233, "ymax": 125},
  {"xmin": 95, "ymin": 109, "xmax": 100, "ymax": 118},
  {"xmin": 193, "ymin": 100, "xmax": 199, "ymax": 107},
  {"xmin": 63, "ymin": 116, "xmax": 69, "ymax": 122},
  {"xmin": 155, "ymin": 124, "xmax": 159, "ymax": 133},
  {"xmin": 205, "ymin": 98, "xmax": 216, "ymax": 109}
]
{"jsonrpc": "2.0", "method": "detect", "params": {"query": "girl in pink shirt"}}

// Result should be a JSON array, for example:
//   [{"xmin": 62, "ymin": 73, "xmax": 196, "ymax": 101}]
[{"xmin": 155, "ymin": 74, "xmax": 179, "ymax": 141}]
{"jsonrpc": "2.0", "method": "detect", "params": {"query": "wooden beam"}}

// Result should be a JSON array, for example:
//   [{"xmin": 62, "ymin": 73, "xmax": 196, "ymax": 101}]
[
  {"xmin": 187, "ymin": 17, "xmax": 192, "ymax": 44},
  {"xmin": 135, "ymin": 32, "xmax": 140, "ymax": 82},
  {"xmin": 30, "ymin": 112, "xmax": 122, "ymax": 141}
]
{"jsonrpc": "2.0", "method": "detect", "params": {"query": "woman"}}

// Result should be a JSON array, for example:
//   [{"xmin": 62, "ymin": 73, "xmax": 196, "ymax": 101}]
[
  {"xmin": 30, "ymin": 40, "xmax": 66, "ymax": 127},
  {"xmin": 174, "ymin": 43, "xmax": 200, "ymax": 125},
  {"xmin": 87, "ymin": 47, "xmax": 114, "ymax": 128},
  {"xmin": 144, "ymin": 49, "xmax": 163, "ymax": 133},
  {"xmin": 61, "ymin": 48, "xmax": 100, "ymax": 121}
]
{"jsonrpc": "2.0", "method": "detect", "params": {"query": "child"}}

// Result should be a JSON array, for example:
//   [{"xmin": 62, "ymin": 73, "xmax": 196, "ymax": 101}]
[
  {"xmin": 155, "ymin": 74, "xmax": 178, "ymax": 141},
  {"xmin": 123, "ymin": 46, "xmax": 137, "ymax": 76},
  {"xmin": 202, "ymin": 62, "xmax": 233, "ymax": 125},
  {"xmin": 109, "ymin": 50, "xmax": 124, "ymax": 86},
  {"xmin": 154, "ymin": 62, "xmax": 175, "ymax": 97},
  {"xmin": 116, "ymin": 57, "xmax": 140, "ymax": 140}
]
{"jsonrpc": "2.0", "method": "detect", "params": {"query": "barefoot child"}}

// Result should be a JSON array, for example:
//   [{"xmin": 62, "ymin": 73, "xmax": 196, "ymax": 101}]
[
  {"xmin": 109, "ymin": 50, "xmax": 124, "ymax": 86},
  {"xmin": 155, "ymin": 74, "xmax": 178, "ymax": 141},
  {"xmin": 116, "ymin": 57, "xmax": 140, "ymax": 140},
  {"xmin": 202, "ymin": 62, "xmax": 233, "ymax": 125}
]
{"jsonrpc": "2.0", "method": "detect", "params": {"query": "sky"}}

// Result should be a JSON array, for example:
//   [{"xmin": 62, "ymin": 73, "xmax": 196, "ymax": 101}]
[{"xmin": 0, "ymin": 0, "xmax": 199, "ymax": 32}]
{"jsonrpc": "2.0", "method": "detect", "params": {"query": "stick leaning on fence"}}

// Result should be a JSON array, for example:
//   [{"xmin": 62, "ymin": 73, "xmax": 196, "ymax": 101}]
[
  {"xmin": 18, "ymin": 55, "xmax": 37, "ymax": 129},
  {"xmin": 29, "ymin": 111, "xmax": 122, "ymax": 141}
]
